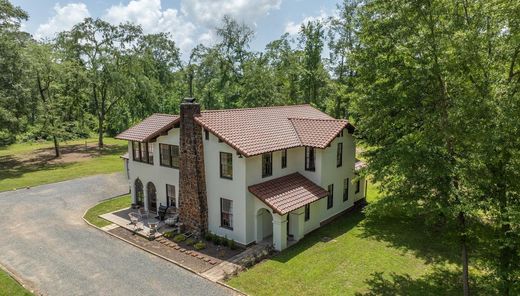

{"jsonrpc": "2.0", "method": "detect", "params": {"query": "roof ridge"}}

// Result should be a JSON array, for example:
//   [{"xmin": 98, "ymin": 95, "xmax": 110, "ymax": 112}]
[
  {"xmin": 288, "ymin": 117, "xmax": 348, "ymax": 122},
  {"xmin": 288, "ymin": 118, "xmax": 304, "ymax": 146},
  {"xmin": 201, "ymin": 104, "xmax": 312, "ymax": 113},
  {"xmin": 152, "ymin": 113, "xmax": 178, "ymax": 117}
]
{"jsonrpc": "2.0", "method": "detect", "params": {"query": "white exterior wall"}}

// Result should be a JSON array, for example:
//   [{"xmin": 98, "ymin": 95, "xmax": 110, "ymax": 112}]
[
  {"xmin": 127, "ymin": 128, "xmax": 180, "ymax": 211},
  {"xmin": 202, "ymin": 130, "xmax": 248, "ymax": 245}
]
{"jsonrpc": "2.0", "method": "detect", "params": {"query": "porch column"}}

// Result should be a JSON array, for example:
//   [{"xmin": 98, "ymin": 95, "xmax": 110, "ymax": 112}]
[
  {"xmin": 272, "ymin": 213, "xmax": 287, "ymax": 251},
  {"xmin": 289, "ymin": 207, "xmax": 305, "ymax": 242},
  {"xmin": 131, "ymin": 180, "xmax": 137, "ymax": 205},
  {"xmin": 143, "ymin": 184, "xmax": 149, "ymax": 212}
]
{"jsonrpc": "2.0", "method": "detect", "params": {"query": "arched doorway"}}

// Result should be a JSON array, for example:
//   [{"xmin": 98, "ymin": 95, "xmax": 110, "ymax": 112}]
[
  {"xmin": 147, "ymin": 182, "xmax": 157, "ymax": 214},
  {"xmin": 134, "ymin": 179, "xmax": 144, "ymax": 207},
  {"xmin": 256, "ymin": 208, "xmax": 273, "ymax": 244}
]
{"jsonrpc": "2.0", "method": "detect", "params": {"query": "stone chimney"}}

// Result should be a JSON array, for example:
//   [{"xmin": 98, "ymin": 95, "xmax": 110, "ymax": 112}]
[{"xmin": 178, "ymin": 97, "xmax": 208, "ymax": 236}]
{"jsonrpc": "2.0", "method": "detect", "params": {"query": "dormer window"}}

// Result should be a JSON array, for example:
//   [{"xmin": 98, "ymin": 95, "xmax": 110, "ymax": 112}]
[{"xmin": 305, "ymin": 147, "xmax": 315, "ymax": 171}]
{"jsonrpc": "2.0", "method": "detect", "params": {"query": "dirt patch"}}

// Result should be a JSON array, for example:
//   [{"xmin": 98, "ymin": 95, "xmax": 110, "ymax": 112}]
[{"xmin": 16, "ymin": 142, "xmax": 120, "ymax": 165}]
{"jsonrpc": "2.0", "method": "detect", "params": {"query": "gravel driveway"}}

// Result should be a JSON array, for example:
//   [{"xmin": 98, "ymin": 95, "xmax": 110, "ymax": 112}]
[{"xmin": 0, "ymin": 173, "xmax": 236, "ymax": 296}]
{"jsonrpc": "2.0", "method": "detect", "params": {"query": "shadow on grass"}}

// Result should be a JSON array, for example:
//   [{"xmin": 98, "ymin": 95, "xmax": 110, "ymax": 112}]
[
  {"xmin": 0, "ymin": 144, "xmax": 127, "ymax": 182},
  {"xmin": 356, "ymin": 266, "xmax": 499, "ymax": 296}
]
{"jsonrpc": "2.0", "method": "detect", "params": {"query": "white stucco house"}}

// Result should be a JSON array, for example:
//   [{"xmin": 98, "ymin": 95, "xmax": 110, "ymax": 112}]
[{"xmin": 116, "ymin": 99, "xmax": 366, "ymax": 251}]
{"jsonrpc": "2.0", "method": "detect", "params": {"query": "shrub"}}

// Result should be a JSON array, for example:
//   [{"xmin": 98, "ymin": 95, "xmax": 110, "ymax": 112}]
[
  {"xmin": 163, "ymin": 231, "xmax": 174, "ymax": 238},
  {"xmin": 194, "ymin": 241, "xmax": 206, "ymax": 250},
  {"xmin": 222, "ymin": 236, "xmax": 229, "ymax": 247},
  {"xmin": 185, "ymin": 238, "xmax": 196, "ymax": 246},
  {"xmin": 204, "ymin": 232, "xmax": 212, "ymax": 241},
  {"xmin": 229, "ymin": 239, "xmax": 237, "ymax": 250},
  {"xmin": 213, "ymin": 235, "xmax": 221, "ymax": 245},
  {"xmin": 173, "ymin": 234, "xmax": 186, "ymax": 243}
]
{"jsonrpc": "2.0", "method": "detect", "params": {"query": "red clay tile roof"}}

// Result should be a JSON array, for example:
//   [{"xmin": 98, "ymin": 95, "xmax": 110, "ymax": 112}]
[
  {"xmin": 290, "ymin": 118, "xmax": 350, "ymax": 148},
  {"xmin": 115, "ymin": 114, "xmax": 179, "ymax": 142},
  {"xmin": 195, "ymin": 104, "xmax": 353, "ymax": 157},
  {"xmin": 249, "ymin": 173, "xmax": 329, "ymax": 215}
]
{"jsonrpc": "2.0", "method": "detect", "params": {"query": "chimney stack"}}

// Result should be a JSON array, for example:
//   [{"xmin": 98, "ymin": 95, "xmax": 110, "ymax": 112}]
[{"xmin": 178, "ymin": 98, "xmax": 208, "ymax": 236}]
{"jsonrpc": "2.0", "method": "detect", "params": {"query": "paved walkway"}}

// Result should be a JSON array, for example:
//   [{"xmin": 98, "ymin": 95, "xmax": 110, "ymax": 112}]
[{"xmin": 0, "ymin": 173, "xmax": 236, "ymax": 296}]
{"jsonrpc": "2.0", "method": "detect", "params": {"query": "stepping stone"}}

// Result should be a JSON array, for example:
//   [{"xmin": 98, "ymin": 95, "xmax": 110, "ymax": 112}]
[
  {"xmin": 197, "ymin": 255, "xmax": 204, "ymax": 259},
  {"xmin": 174, "ymin": 246, "xmax": 180, "ymax": 250},
  {"xmin": 185, "ymin": 251, "xmax": 191, "ymax": 255},
  {"xmin": 204, "ymin": 258, "xmax": 211, "ymax": 262},
  {"xmin": 209, "ymin": 260, "xmax": 217, "ymax": 265},
  {"xmin": 180, "ymin": 248, "xmax": 186, "ymax": 252},
  {"xmin": 191, "ymin": 253, "xmax": 197, "ymax": 257}
]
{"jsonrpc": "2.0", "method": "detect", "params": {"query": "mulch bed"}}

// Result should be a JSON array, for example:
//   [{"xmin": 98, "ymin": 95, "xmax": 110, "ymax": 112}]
[
  {"xmin": 109, "ymin": 227, "xmax": 217, "ymax": 273},
  {"xmin": 169, "ymin": 236, "xmax": 244, "ymax": 261}
]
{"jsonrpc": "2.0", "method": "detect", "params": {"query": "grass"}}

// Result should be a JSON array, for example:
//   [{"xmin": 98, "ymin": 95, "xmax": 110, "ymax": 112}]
[
  {"xmin": 0, "ymin": 137, "xmax": 127, "ymax": 192},
  {"xmin": 0, "ymin": 269, "xmax": 32, "ymax": 296},
  {"xmin": 83, "ymin": 194, "xmax": 131, "ymax": 228},
  {"xmin": 227, "ymin": 182, "xmax": 497, "ymax": 296}
]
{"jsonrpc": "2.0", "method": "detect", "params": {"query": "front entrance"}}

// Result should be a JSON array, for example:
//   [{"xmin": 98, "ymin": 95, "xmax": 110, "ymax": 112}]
[
  {"xmin": 147, "ymin": 182, "xmax": 157, "ymax": 214},
  {"xmin": 256, "ymin": 208, "xmax": 273, "ymax": 244},
  {"xmin": 134, "ymin": 179, "xmax": 144, "ymax": 207}
]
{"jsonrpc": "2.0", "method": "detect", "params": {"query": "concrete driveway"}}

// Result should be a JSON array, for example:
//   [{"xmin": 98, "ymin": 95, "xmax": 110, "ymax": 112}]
[{"xmin": 0, "ymin": 173, "xmax": 236, "ymax": 296}]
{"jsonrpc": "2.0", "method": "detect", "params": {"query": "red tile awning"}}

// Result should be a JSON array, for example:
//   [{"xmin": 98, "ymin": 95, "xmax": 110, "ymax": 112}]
[{"xmin": 248, "ymin": 173, "xmax": 329, "ymax": 215}]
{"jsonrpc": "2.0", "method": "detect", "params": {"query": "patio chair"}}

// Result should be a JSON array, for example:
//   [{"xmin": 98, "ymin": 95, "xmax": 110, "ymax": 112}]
[
  {"xmin": 138, "ymin": 208, "xmax": 148, "ymax": 220},
  {"xmin": 128, "ymin": 212, "xmax": 141, "ymax": 232}
]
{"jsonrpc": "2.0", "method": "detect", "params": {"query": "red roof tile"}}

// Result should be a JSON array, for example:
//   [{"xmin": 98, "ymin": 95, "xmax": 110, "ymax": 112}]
[
  {"xmin": 195, "ymin": 104, "xmax": 352, "ymax": 156},
  {"xmin": 248, "ymin": 173, "xmax": 329, "ymax": 215},
  {"xmin": 115, "ymin": 114, "xmax": 179, "ymax": 142},
  {"xmin": 290, "ymin": 118, "xmax": 350, "ymax": 148}
]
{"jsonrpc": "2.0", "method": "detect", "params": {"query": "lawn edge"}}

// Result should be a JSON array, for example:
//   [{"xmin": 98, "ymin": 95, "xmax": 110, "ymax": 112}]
[
  {"xmin": 0, "ymin": 261, "xmax": 40, "ymax": 296},
  {"xmin": 0, "ymin": 172, "xmax": 124, "ymax": 194},
  {"xmin": 82, "ymin": 201, "xmax": 247, "ymax": 296}
]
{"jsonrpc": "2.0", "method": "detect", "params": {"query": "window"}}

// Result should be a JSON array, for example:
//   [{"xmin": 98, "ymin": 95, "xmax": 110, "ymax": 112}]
[
  {"xmin": 220, "ymin": 152, "xmax": 233, "ymax": 179},
  {"xmin": 220, "ymin": 198, "xmax": 233, "ymax": 229},
  {"xmin": 281, "ymin": 149, "xmax": 287, "ymax": 169},
  {"xmin": 343, "ymin": 178, "xmax": 349, "ymax": 201},
  {"xmin": 166, "ymin": 184, "xmax": 176, "ymax": 207},
  {"xmin": 327, "ymin": 184, "xmax": 334, "ymax": 209},
  {"xmin": 305, "ymin": 147, "xmax": 315, "ymax": 171},
  {"xmin": 159, "ymin": 144, "xmax": 179, "ymax": 168},
  {"xmin": 337, "ymin": 143, "xmax": 343, "ymax": 167},
  {"xmin": 305, "ymin": 204, "xmax": 310, "ymax": 221},
  {"xmin": 262, "ymin": 153, "xmax": 273, "ymax": 178},
  {"xmin": 147, "ymin": 143, "xmax": 154, "ymax": 164},
  {"xmin": 205, "ymin": 129, "xmax": 209, "ymax": 140},
  {"xmin": 132, "ymin": 141, "xmax": 152, "ymax": 164},
  {"xmin": 132, "ymin": 141, "xmax": 140, "ymax": 161},
  {"xmin": 356, "ymin": 180, "xmax": 360, "ymax": 193}
]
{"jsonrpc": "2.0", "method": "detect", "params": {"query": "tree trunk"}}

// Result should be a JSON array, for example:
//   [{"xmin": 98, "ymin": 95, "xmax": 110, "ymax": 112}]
[
  {"xmin": 53, "ymin": 135, "xmax": 61, "ymax": 158},
  {"xmin": 98, "ymin": 113, "xmax": 104, "ymax": 149},
  {"xmin": 459, "ymin": 211, "xmax": 470, "ymax": 296}
]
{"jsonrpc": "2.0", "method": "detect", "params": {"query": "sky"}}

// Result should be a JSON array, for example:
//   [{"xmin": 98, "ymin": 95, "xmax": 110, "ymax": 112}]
[{"xmin": 12, "ymin": 0, "xmax": 339, "ymax": 56}]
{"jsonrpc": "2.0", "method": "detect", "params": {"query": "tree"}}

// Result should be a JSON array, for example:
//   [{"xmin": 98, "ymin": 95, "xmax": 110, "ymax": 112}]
[
  {"xmin": 57, "ymin": 18, "xmax": 142, "ymax": 148},
  {"xmin": 298, "ymin": 20, "xmax": 327, "ymax": 106},
  {"xmin": 0, "ymin": 0, "xmax": 31, "ymax": 145},
  {"xmin": 328, "ymin": 0, "xmax": 361, "ymax": 118}
]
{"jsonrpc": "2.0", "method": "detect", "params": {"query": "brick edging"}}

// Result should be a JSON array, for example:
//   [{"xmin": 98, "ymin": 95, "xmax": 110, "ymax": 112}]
[
  {"xmin": 81, "ymin": 205, "xmax": 246, "ymax": 296},
  {"xmin": 0, "ymin": 261, "xmax": 43, "ymax": 296}
]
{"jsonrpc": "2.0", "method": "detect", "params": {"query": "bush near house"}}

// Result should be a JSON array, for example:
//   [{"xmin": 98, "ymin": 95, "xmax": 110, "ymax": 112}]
[
  {"xmin": 194, "ymin": 241, "xmax": 206, "ymax": 250},
  {"xmin": 173, "ymin": 234, "xmax": 186, "ymax": 243}
]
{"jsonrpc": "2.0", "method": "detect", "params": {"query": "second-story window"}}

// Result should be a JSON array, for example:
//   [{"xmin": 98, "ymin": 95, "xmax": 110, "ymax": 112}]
[
  {"xmin": 132, "ymin": 141, "xmax": 153, "ymax": 164},
  {"xmin": 220, "ymin": 152, "xmax": 233, "ymax": 179},
  {"xmin": 337, "ymin": 143, "xmax": 343, "ymax": 167},
  {"xmin": 205, "ymin": 129, "xmax": 209, "ymax": 140},
  {"xmin": 159, "ymin": 144, "xmax": 179, "ymax": 168},
  {"xmin": 343, "ymin": 178, "xmax": 349, "ymax": 201},
  {"xmin": 305, "ymin": 147, "xmax": 315, "ymax": 171},
  {"xmin": 262, "ymin": 152, "xmax": 273, "ymax": 178},
  {"xmin": 356, "ymin": 179, "xmax": 361, "ymax": 193},
  {"xmin": 281, "ymin": 149, "xmax": 287, "ymax": 169},
  {"xmin": 327, "ymin": 184, "xmax": 334, "ymax": 209},
  {"xmin": 305, "ymin": 204, "xmax": 310, "ymax": 221}
]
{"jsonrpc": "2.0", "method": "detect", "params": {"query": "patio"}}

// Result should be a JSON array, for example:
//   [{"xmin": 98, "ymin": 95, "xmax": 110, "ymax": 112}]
[{"xmin": 100, "ymin": 207, "xmax": 177, "ymax": 239}]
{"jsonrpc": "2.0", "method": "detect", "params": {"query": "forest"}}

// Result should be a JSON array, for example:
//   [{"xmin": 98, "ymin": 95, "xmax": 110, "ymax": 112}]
[{"xmin": 0, "ymin": 0, "xmax": 519, "ymax": 295}]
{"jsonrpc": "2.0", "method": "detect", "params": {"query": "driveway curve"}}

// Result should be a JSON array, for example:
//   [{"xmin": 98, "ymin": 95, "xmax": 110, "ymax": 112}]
[{"xmin": 0, "ymin": 173, "xmax": 235, "ymax": 296}]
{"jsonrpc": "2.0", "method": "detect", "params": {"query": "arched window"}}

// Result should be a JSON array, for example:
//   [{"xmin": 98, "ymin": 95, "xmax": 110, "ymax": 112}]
[
  {"xmin": 147, "ymin": 182, "xmax": 157, "ymax": 213},
  {"xmin": 134, "ymin": 179, "xmax": 144, "ymax": 207}
]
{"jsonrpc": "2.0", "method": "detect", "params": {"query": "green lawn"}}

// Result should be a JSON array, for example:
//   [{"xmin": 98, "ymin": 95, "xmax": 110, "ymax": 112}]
[
  {"xmin": 0, "ymin": 137, "xmax": 127, "ymax": 192},
  {"xmin": 228, "ymin": 182, "xmax": 495, "ymax": 295},
  {"xmin": 84, "ymin": 194, "xmax": 131, "ymax": 228},
  {"xmin": 0, "ymin": 269, "xmax": 32, "ymax": 296}
]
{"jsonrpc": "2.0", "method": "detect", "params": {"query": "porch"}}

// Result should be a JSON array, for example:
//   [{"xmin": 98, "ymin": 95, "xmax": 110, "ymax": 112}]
[
  {"xmin": 249, "ymin": 172, "xmax": 329, "ymax": 251},
  {"xmin": 99, "ymin": 207, "xmax": 177, "ymax": 239}
]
